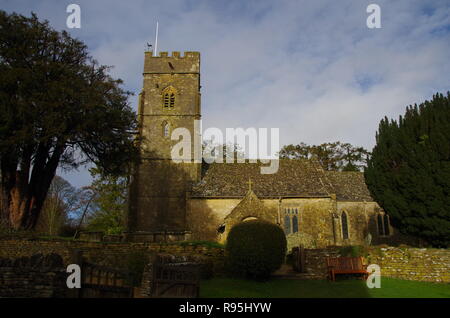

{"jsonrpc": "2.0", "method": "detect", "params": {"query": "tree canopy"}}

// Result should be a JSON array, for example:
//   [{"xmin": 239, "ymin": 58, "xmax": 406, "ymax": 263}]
[
  {"xmin": 279, "ymin": 141, "xmax": 370, "ymax": 171},
  {"xmin": 84, "ymin": 167, "xmax": 128, "ymax": 235},
  {"xmin": 0, "ymin": 11, "xmax": 139, "ymax": 230},
  {"xmin": 365, "ymin": 92, "xmax": 450, "ymax": 247}
]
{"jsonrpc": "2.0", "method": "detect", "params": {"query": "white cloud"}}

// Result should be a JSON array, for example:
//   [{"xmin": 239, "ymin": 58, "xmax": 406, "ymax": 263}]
[{"xmin": 3, "ymin": 0, "xmax": 450, "ymax": 187}]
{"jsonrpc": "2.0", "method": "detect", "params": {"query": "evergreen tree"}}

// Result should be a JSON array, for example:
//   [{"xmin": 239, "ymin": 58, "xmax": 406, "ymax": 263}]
[
  {"xmin": 0, "ymin": 12, "xmax": 138, "ymax": 230},
  {"xmin": 365, "ymin": 93, "xmax": 450, "ymax": 247}
]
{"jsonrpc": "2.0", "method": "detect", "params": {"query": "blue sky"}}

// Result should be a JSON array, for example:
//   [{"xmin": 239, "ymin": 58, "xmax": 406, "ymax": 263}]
[{"xmin": 2, "ymin": 0, "xmax": 450, "ymax": 187}]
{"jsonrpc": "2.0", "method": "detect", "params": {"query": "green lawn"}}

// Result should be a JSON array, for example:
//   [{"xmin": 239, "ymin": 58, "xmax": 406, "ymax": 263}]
[{"xmin": 200, "ymin": 277, "xmax": 450, "ymax": 298}]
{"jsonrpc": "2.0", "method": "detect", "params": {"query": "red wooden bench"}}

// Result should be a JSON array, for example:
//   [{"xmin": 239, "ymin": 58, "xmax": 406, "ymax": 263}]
[{"xmin": 326, "ymin": 257, "xmax": 368, "ymax": 281}]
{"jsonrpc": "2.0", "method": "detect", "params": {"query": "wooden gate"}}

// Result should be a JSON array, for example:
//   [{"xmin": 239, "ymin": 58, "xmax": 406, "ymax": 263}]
[
  {"xmin": 69, "ymin": 250, "xmax": 134, "ymax": 298},
  {"xmin": 149, "ymin": 260, "xmax": 200, "ymax": 298},
  {"xmin": 292, "ymin": 245, "xmax": 306, "ymax": 273},
  {"xmin": 79, "ymin": 262, "xmax": 134, "ymax": 298}
]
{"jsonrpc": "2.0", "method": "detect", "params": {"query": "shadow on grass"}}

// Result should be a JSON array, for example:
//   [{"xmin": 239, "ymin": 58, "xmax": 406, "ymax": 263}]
[
  {"xmin": 200, "ymin": 276, "xmax": 371, "ymax": 298},
  {"xmin": 200, "ymin": 277, "xmax": 450, "ymax": 298}
]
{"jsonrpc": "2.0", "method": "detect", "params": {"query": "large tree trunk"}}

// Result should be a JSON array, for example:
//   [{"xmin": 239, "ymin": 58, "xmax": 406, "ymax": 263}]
[
  {"xmin": 0, "ymin": 159, "xmax": 17, "ymax": 228},
  {"xmin": 1, "ymin": 142, "xmax": 63, "ymax": 231},
  {"xmin": 6, "ymin": 172, "xmax": 57, "ymax": 230},
  {"xmin": 0, "ymin": 186, "xmax": 12, "ymax": 228}
]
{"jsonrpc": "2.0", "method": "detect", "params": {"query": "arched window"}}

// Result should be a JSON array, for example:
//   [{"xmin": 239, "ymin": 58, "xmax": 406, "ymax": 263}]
[
  {"xmin": 341, "ymin": 211, "xmax": 349, "ymax": 240},
  {"xmin": 162, "ymin": 86, "xmax": 176, "ymax": 108},
  {"xmin": 292, "ymin": 215, "xmax": 298, "ymax": 233},
  {"xmin": 377, "ymin": 214, "xmax": 384, "ymax": 235},
  {"xmin": 284, "ymin": 215, "xmax": 291, "ymax": 234},
  {"xmin": 162, "ymin": 121, "xmax": 170, "ymax": 137},
  {"xmin": 383, "ymin": 214, "xmax": 390, "ymax": 236},
  {"xmin": 378, "ymin": 213, "xmax": 391, "ymax": 236}
]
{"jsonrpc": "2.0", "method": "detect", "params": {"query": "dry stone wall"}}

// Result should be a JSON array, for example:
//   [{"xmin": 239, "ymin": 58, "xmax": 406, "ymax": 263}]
[
  {"xmin": 292, "ymin": 246, "xmax": 449, "ymax": 283},
  {"xmin": 366, "ymin": 246, "xmax": 450, "ymax": 283},
  {"xmin": 1, "ymin": 238, "xmax": 447, "ymax": 284},
  {"xmin": 0, "ymin": 253, "xmax": 67, "ymax": 298},
  {"xmin": 0, "ymin": 238, "xmax": 224, "ymax": 271}
]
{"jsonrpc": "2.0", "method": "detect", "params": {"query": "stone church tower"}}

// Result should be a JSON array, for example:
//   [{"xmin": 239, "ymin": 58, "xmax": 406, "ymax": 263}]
[{"xmin": 127, "ymin": 51, "xmax": 202, "ymax": 241}]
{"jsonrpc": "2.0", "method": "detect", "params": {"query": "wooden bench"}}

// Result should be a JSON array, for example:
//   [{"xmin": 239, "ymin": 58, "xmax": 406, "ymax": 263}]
[{"xmin": 326, "ymin": 257, "xmax": 368, "ymax": 281}]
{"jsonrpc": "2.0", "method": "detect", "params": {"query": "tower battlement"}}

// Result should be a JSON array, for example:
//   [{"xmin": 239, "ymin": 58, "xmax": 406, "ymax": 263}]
[{"xmin": 144, "ymin": 51, "xmax": 200, "ymax": 74}]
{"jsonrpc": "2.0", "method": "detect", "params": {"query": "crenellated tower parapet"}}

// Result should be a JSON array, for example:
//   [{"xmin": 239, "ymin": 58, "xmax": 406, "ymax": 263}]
[{"xmin": 144, "ymin": 51, "xmax": 200, "ymax": 74}]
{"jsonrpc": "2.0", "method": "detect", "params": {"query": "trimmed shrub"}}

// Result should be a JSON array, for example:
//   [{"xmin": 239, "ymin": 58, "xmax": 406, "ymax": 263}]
[{"xmin": 225, "ymin": 220, "xmax": 287, "ymax": 280}]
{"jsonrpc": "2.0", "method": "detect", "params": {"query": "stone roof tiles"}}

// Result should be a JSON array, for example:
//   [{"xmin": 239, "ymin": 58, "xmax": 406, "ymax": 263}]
[
  {"xmin": 324, "ymin": 170, "xmax": 373, "ymax": 201},
  {"xmin": 191, "ymin": 159, "xmax": 333, "ymax": 198},
  {"xmin": 190, "ymin": 159, "xmax": 375, "ymax": 202}
]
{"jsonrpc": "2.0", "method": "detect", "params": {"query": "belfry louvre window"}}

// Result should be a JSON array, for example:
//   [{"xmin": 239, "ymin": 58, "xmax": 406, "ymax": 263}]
[
  {"xmin": 162, "ymin": 86, "xmax": 176, "ymax": 108},
  {"xmin": 163, "ymin": 93, "xmax": 175, "ymax": 107},
  {"xmin": 163, "ymin": 93, "xmax": 175, "ymax": 108}
]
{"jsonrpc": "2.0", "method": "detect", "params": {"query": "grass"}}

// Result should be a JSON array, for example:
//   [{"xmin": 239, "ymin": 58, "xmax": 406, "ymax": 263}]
[{"xmin": 200, "ymin": 277, "xmax": 450, "ymax": 298}]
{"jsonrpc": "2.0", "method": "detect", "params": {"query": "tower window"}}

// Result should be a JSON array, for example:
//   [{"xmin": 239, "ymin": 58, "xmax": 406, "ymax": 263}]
[
  {"xmin": 162, "ymin": 86, "xmax": 177, "ymax": 108},
  {"xmin": 162, "ymin": 122, "xmax": 170, "ymax": 137},
  {"xmin": 341, "ymin": 211, "xmax": 349, "ymax": 240},
  {"xmin": 164, "ymin": 94, "xmax": 170, "ymax": 108}
]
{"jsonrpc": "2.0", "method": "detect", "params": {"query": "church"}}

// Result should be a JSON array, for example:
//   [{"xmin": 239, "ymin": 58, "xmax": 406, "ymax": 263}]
[{"xmin": 127, "ymin": 51, "xmax": 410, "ymax": 248}]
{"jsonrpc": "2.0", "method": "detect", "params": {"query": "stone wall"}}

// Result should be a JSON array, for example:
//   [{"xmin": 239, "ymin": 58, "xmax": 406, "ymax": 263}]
[
  {"xmin": 301, "ymin": 247, "xmax": 341, "ymax": 279},
  {"xmin": 188, "ymin": 196, "xmax": 419, "ymax": 248},
  {"xmin": 290, "ymin": 246, "xmax": 450, "ymax": 283},
  {"xmin": 0, "ymin": 254, "xmax": 67, "ymax": 298},
  {"xmin": 189, "ymin": 197, "xmax": 339, "ymax": 246},
  {"xmin": 366, "ymin": 246, "xmax": 450, "ymax": 283},
  {"xmin": 0, "ymin": 238, "xmax": 224, "ymax": 271},
  {"xmin": 2, "ymin": 238, "xmax": 447, "ymax": 285}
]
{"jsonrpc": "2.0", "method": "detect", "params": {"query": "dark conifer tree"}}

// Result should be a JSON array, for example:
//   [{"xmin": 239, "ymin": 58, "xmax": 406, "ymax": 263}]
[
  {"xmin": 0, "ymin": 12, "xmax": 139, "ymax": 230},
  {"xmin": 365, "ymin": 93, "xmax": 450, "ymax": 247}
]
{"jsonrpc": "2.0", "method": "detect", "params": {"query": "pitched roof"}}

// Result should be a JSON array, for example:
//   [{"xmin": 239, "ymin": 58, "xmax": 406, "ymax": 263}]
[
  {"xmin": 325, "ymin": 171, "xmax": 373, "ymax": 201},
  {"xmin": 224, "ymin": 189, "xmax": 277, "ymax": 222},
  {"xmin": 191, "ymin": 159, "xmax": 333, "ymax": 198}
]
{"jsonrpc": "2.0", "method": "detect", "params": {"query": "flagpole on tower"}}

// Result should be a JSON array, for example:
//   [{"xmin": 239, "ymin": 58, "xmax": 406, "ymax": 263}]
[{"xmin": 154, "ymin": 21, "xmax": 159, "ymax": 56}]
